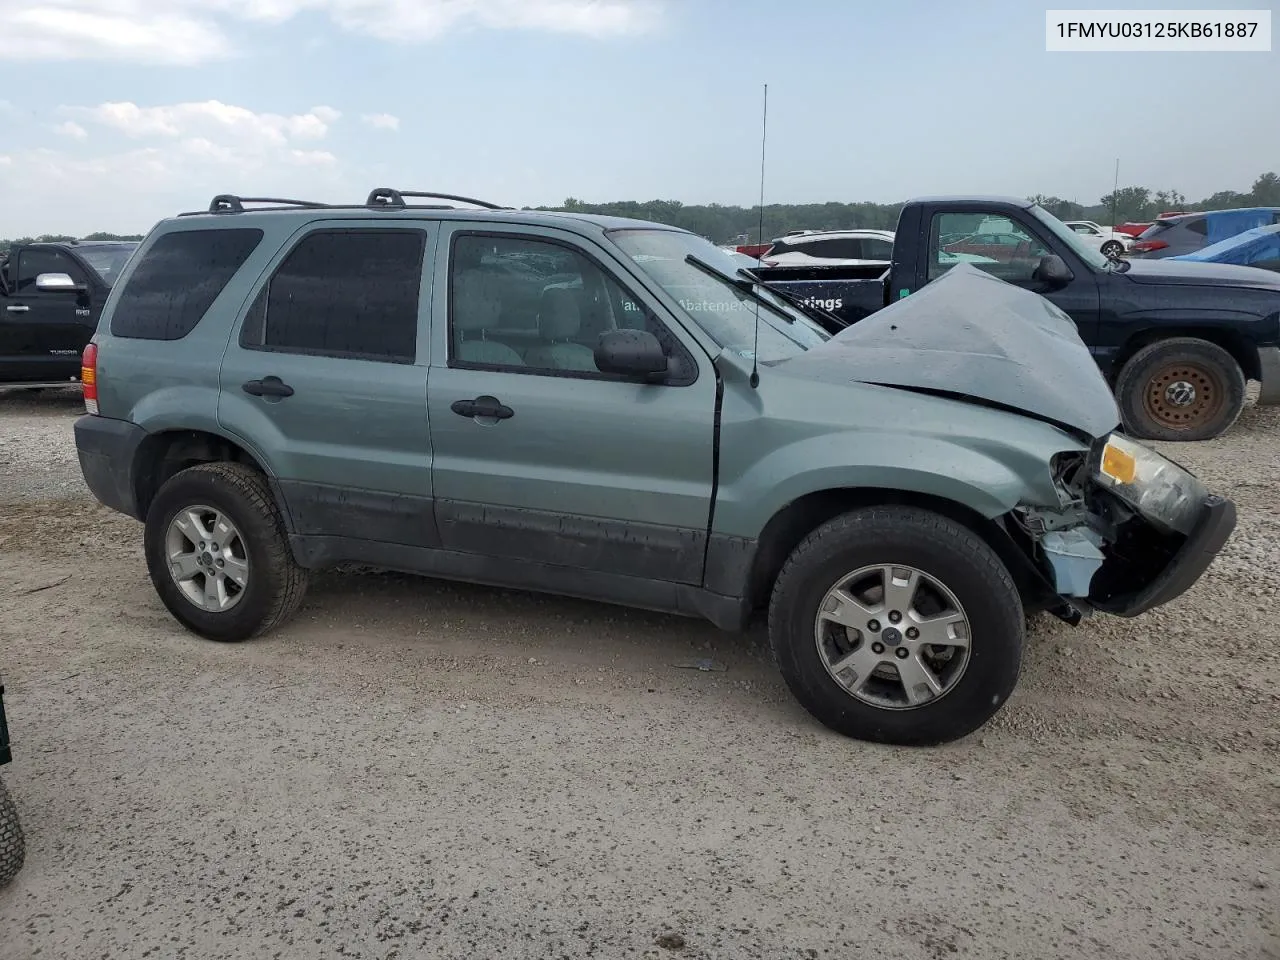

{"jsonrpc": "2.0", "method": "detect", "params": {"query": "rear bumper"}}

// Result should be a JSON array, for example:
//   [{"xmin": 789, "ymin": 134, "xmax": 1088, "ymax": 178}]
[
  {"xmin": 1094, "ymin": 493, "xmax": 1236, "ymax": 618},
  {"xmin": 1256, "ymin": 346, "xmax": 1280, "ymax": 405},
  {"xmin": 73, "ymin": 414, "xmax": 148, "ymax": 520}
]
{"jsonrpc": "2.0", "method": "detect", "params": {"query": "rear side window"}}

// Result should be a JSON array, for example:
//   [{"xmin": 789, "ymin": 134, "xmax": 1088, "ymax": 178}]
[
  {"xmin": 239, "ymin": 228, "xmax": 425, "ymax": 364},
  {"xmin": 110, "ymin": 229, "xmax": 264, "ymax": 340}
]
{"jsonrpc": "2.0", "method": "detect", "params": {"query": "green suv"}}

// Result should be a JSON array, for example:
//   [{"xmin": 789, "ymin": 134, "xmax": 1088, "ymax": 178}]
[{"xmin": 72, "ymin": 189, "xmax": 1237, "ymax": 746}]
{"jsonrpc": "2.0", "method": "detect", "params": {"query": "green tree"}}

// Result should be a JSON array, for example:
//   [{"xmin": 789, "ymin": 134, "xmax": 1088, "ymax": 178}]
[
  {"xmin": 1100, "ymin": 186, "xmax": 1152, "ymax": 222},
  {"xmin": 1249, "ymin": 172, "xmax": 1280, "ymax": 206}
]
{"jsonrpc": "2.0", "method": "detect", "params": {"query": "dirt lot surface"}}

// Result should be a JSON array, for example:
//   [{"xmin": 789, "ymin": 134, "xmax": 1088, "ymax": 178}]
[{"xmin": 0, "ymin": 386, "xmax": 1276, "ymax": 960}]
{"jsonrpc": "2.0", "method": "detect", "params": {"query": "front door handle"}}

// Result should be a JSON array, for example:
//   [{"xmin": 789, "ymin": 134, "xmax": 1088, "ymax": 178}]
[
  {"xmin": 451, "ymin": 396, "xmax": 514, "ymax": 420},
  {"xmin": 5, "ymin": 305, "xmax": 29, "ymax": 313},
  {"xmin": 242, "ymin": 376, "xmax": 294, "ymax": 398}
]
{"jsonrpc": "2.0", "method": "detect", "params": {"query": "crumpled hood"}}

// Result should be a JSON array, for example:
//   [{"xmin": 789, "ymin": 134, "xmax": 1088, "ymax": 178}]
[{"xmin": 774, "ymin": 263, "xmax": 1121, "ymax": 438}]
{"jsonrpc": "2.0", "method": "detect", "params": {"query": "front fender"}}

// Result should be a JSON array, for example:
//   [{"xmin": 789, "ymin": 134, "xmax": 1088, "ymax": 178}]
[{"xmin": 712, "ymin": 426, "xmax": 1086, "ymax": 541}]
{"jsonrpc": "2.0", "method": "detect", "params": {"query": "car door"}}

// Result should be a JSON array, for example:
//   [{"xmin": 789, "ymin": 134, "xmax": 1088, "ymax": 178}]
[
  {"xmin": 925, "ymin": 209, "xmax": 1101, "ymax": 345},
  {"xmin": 218, "ymin": 221, "xmax": 439, "ymax": 549},
  {"xmin": 0, "ymin": 247, "xmax": 94, "ymax": 380},
  {"xmin": 425, "ymin": 223, "xmax": 718, "ymax": 586}
]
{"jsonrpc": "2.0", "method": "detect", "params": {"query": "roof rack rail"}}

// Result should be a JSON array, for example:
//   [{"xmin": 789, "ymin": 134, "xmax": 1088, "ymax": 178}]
[
  {"xmin": 365, "ymin": 188, "xmax": 508, "ymax": 210},
  {"xmin": 207, "ymin": 194, "xmax": 331, "ymax": 213}
]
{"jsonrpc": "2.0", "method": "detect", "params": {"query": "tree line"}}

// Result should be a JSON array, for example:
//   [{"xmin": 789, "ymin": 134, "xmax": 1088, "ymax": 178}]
[
  {"xmin": 3, "ymin": 172, "xmax": 1277, "ymax": 251},
  {"xmin": 0, "ymin": 232, "xmax": 144, "ymax": 255},
  {"xmin": 529, "ymin": 171, "xmax": 1280, "ymax": 244}
]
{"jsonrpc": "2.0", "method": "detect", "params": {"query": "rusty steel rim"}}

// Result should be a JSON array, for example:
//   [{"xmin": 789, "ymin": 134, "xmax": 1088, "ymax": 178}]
[{"xmin": 1142, "ymin": 362, "xmax": 1225, "ymax": 431}]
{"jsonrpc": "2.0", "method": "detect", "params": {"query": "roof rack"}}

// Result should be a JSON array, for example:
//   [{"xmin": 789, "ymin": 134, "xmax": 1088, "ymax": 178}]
[
  {"xmin": 207, "ymin": 194, "xmax": 331, "ymax": 213},
  {"xmin": 365, "ymin": 188, "xmax": 508, "ymax": 210}
]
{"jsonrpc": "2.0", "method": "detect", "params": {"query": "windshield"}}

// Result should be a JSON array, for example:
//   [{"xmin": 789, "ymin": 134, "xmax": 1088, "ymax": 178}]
[
  {"xmin": 74, "ymin": 244, "xmax": 139, "ymax": 286},
  {"xmin": 606, "ymin": 228, "xmax": 830, "ymax": 362},
  {"xmin": 1026, "ymin": 206, "xmax": 1111, "ymax": 270}
]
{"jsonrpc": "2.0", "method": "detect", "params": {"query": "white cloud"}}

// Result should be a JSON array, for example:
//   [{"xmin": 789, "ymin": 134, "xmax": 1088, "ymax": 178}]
[
  {"xmin": 361, "ymin": 113, "xmax": 400, "ymax": 131},
  {"xmin": 0, "ymin": 1, "xmax": 232, "ymax": 64},
  {"xmin": 54, "ymin": 120, "xmax": 88, "ymax": 139},
  {"xmin": 0, "ymin": 0, "xmax": 663, "ymax": 63},
  {"xmin": 0, "ymin": 97, "xmax": 349, "ymax": 235},
  {"xmin": 63, "ymin": 100, "xmax": 341, "ymax": 144}
]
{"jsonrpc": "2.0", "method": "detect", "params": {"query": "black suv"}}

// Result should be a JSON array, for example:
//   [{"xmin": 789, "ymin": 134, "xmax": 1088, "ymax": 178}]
[{"xmin": 0, "ymin": 240, "xmax": 138, "ymax": 385}]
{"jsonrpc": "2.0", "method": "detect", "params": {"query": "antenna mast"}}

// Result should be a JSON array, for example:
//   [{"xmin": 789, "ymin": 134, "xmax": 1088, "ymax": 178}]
[{"xmin": 749, "ymin": 83, "xmax": 768, "ymax": 389}]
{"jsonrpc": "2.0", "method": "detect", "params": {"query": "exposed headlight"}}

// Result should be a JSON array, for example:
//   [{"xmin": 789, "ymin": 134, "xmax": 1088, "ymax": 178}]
[{"xmin": 1093, "ymin": 433, "xmax": 1208, "ymax": 536}]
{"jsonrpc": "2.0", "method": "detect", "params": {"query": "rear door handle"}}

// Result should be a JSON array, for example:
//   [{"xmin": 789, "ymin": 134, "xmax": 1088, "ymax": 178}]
[
  {"xmin": 5, "ymin": 305, "xmax": 29, "ymax": 313},
  {"xmin": 451, "ymin": 396, "xmax": 514, "ymax": 420},
  {"xmin": 242, "ymin": 376, "xmax": 294, "ymax": 398}
]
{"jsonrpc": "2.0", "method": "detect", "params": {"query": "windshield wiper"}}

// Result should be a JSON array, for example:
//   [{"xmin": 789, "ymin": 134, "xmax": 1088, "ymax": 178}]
[
  {"xmin": 737, "ymin": 268, "xmax": 848, "ymax": 329},
  {"xmin": 683, "ymin": 254, "xmax": 796, "ymax": 324}
]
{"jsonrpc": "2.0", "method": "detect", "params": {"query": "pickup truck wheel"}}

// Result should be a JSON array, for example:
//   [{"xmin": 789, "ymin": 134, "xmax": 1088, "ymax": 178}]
[
  {"xmin": 143, "ymin": 462, "xmax": 309, "ymax": 643},
  {"xmin": 0, "ymin": 775, "xmax": 24, "ymax": 888},
  {"xmin": 767, "ymin": 506, "xmax": 1024, "ymax": 747},
  {"xmin": 1115, "ymin": 338, "xmax": 1245, "ymax": 441}
]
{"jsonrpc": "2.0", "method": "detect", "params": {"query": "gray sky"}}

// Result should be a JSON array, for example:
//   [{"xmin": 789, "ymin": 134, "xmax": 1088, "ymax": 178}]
[{"xmin": 0, "ymin": 0, "xmax": 1276, "ymax": 236}]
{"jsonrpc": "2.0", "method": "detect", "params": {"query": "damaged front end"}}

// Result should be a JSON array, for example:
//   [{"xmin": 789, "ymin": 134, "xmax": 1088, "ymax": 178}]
[{"xmin": 1008, "ymin": 434, "xmax": 1236, "ymax": 622}]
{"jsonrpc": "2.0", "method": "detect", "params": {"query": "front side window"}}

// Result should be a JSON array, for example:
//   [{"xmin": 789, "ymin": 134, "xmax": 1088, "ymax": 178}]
[
  {"xmin": 111, "ymin": 228, "xmax": 264, "ymax": 340},
  {"xmin": 240, "ymin": 228, "xmax": 425, "ymax": 363},
  {"xmin": 931, "ymin": 213, "xmax": 1054, "ymax": 282},
  {"xmin": 448, "ymin": 233, "xmax": 695, "ymax": 382},
  {"xmin": 16, "ymin": 249, "xmax": 85, "ymax": 293}
]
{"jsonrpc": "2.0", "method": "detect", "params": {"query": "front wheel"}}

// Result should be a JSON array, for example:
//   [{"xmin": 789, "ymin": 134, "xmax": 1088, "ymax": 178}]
[
  {"xmin": 1114, "ymin": 338, "xmax": 1246, "ymax": 441},
  {"xmin": 0, "ymin": 775, "xmax": 25, "ymax": 887},
  {"xmin": 768, "ymin": 506, "xmax": 1025, "ymax": 747}
]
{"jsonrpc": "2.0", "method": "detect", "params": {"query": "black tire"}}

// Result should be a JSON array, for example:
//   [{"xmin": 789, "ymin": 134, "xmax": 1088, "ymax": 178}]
[
  {"xmin": 767, "ymin": 506, "xmax": 1024, "ymax": 747},
  {"xmin": 1114, "ymin": 338, "xmax": 1246, "ymax": 442},
  {"xmin": 0, "ymin": 774, "xmax": 25, "ymax": 888},
  {"xmin": 144, "ymin": 462, "xmax": 309, "ymax": 642},
  {"xmin": 1101, "ymin": 240, "xmax": 1124, "ymax": 258}
]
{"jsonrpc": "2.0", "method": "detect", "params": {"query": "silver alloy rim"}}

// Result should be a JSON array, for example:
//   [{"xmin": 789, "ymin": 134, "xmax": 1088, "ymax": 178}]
[
  {"xmin": 164, "ymin": 504, "xmax": 250, "ymax": 613},
  {"xmin": 814, "ymin": 564, "xmax": 972, "ymax": 710}
]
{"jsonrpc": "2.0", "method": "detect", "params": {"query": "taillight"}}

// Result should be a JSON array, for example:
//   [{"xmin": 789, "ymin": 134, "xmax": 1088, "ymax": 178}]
[
  {"xmin": 1132, "ymin": 239, "xmax": 1169, "ymax": 253},
  {"xmin": 81, "ymin": 341, "xmax": 99, "ymax": 415}
]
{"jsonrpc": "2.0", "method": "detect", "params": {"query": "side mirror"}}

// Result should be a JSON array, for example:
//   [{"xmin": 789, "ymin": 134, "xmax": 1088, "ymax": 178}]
[
  {"xmin": 35, "ymin": 272, "xmax": 85, "ymax": 293},
  {"xmin": 1032, "ymin": 255, "xmax": 1072, "ymax": 288},
  {"xmin": 595, "ymin": 329, "xmax": 668, "ymax": 379}
]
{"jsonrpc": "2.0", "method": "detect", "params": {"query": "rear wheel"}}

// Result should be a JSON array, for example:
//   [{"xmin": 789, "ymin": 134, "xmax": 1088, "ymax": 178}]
[
  {"xmin": 0, "ymin": 775, "xmax": 24, "ymax": 888},
  {"xmin": 144, "ymin": 462, "xmax": 309, "ymax": 642},
  {"xmin": 1115, "ymin": 338, "xmax": 1245, "ymax": 441},
  {"xmin": 1101, "ymin": 240, "xmax": 1124, "ymax": 258},
  {"xmin": 767, "ymin": 506, "xmax": 1024, "ymax": 746}
]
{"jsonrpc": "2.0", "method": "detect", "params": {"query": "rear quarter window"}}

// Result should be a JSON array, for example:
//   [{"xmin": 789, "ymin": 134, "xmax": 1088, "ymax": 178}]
[
  {"xmin": 1185, "ymin": 218, "xmax": 1208, "ymax": 237},
  {"xmin": 110, "ymin": 228, "xmax": 264, "ymax": 340}
]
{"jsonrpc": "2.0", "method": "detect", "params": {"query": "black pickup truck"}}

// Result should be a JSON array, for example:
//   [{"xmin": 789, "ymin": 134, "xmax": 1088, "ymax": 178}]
[
  {"xmin": 753, "ymin": 196, "xmax": 1280, "ymax": 441},
  {"xmin": 0, "ymin": 240, "xmax": 138, "ymax": 386}
]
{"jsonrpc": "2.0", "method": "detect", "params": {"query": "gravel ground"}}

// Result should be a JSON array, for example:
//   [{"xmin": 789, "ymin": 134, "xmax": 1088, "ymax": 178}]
[{"xmin": 0, "ymin": 385, "xmax": 1277, "ymax": 960}]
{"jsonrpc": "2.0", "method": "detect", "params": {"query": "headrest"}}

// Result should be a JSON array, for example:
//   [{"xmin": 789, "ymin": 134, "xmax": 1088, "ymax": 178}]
[
  {"xmin": 453, "ymin": 271, "xmax": 500, "ymax": 332},
  {"xmin": 538, "ymin": 287, "xmax": 581, "ymax": 340}
]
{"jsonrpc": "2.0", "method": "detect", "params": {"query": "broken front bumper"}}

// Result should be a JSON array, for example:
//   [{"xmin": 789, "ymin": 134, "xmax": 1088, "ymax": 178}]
[{"xmin": 1093, "ymin": 492, "xmax": 1237, "ymax": 618}]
